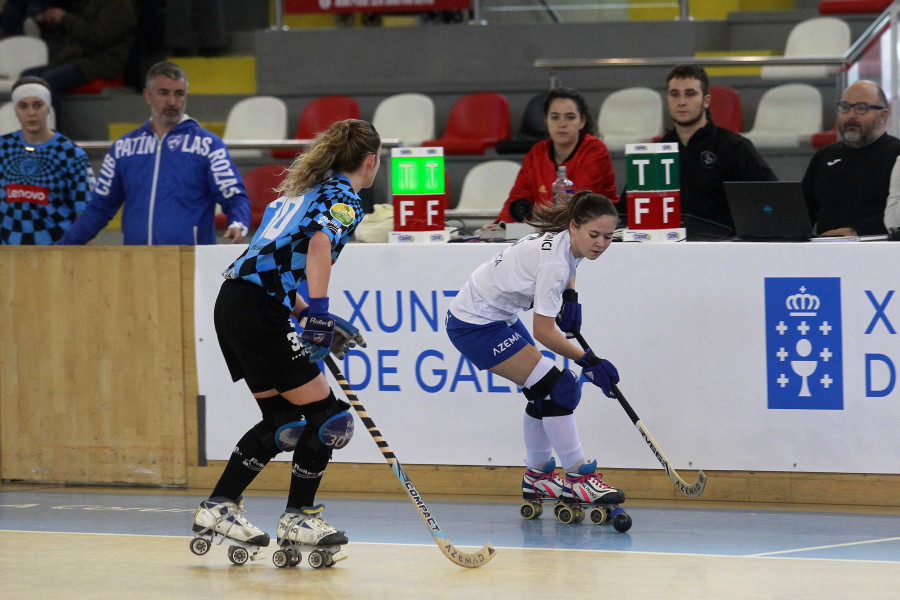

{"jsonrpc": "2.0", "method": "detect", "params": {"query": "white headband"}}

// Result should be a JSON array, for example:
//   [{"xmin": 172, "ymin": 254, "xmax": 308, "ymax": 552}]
[{"xmin": 11, "ymin": 83, "xmax": 52, "ymax": 106}]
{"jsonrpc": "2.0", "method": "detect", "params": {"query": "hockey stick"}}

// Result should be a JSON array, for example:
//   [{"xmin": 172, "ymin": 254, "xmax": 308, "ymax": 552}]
[
  {"xmin": 571, "ymin": 331, "xmax": 708, "ymax": 497},
  {"xmin": 324, "ymin": 355, "xmax": 496, "ymax": 568}
]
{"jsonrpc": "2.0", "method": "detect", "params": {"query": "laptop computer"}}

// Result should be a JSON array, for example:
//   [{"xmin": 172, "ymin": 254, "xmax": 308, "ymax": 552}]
[{"xmin": 724, "ymin": 181, "xmax": 814, "ymax": 241}]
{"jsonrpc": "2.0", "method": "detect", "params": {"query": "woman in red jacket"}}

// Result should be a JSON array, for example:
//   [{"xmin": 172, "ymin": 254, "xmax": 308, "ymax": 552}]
[{"xmin": 492, "ymin": 87, "xmax": 619, "ymax": 226}]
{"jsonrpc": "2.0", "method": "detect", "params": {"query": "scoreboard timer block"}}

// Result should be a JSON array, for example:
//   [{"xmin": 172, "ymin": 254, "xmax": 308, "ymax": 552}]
[
  {"xmin": 391, "ymin": 147, "xmax": 445, "ymax": 195},
  {"xmin": 393, "ymin": 194, "xmax": 446, "ymax": 231},
  {"xmin": 627, "ymin": 190, "xmax": 682, "ymax": 230},
  {"xmin": 624, "ymin": 142, "xmax": 679, "ymax": 192},
  {"xmin": 391, "ymin": 147, "xmax": 446, "ymax": 233}
]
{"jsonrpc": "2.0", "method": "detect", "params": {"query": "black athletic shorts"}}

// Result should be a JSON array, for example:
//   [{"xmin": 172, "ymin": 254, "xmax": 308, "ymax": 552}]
[{"xmin": 214, "ymin": 278, "xmax": 320, "ymax": 394}]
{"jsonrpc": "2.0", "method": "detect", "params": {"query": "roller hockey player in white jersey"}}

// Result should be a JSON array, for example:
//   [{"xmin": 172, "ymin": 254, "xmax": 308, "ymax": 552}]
[
  {"xmin": 190, "ymin": 119, "xmax": 381, "ymax": 566},
  {"xmin": 447, "ymin": 191, "xmax": 630, "ymax": 530}
]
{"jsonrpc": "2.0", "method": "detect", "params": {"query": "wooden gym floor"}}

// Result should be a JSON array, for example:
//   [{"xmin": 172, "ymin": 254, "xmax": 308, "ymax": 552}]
[{"xmin": 2, "ymin": 483, "xmax": 899, "ymax": 600}]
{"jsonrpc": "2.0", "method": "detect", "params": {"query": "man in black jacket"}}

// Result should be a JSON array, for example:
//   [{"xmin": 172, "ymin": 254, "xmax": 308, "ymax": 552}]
[
  {"xmin": 802, "ymin": 80, "xmax": 900, "ymax": 237},
  {"xmin": 658, "ymin": 64, "xmax": 777, "ymax": 233}
]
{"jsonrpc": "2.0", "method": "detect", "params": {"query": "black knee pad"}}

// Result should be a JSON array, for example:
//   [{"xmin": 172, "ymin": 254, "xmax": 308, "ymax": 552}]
[
  {"xmin": 257, "ymin": 394, "xmax": 306, "ymax": 453},
  {"xmin": 523, "ymin": 367, "xmax": 578, "ymax": 417},
  {"xmin": 303, "ymin": 391, "xmax": 354, "ymax": 450},
  {"xmin": 233, "ymin": 420, "xmax": 281, "ymax": 471},
  {"xmin": 291, "ymin": 391, "xmax": 353, "ymax": 478}
]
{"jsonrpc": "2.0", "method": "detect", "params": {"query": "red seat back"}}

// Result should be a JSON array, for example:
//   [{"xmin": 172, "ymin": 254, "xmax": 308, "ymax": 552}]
[
  {"xmin": 423, "ymin": 92, "xmax": 510, "ymax": 154},
  {"xmin": 709, "ymin": 86, "xmax": 743, "ymax": 133},
  {"xmin": 273, "ymin": 95, "xmax": 360, "ymax": 159},
  {"xmin": 216, "ymin": 164, "xmax": 287, "ymax": 231}
]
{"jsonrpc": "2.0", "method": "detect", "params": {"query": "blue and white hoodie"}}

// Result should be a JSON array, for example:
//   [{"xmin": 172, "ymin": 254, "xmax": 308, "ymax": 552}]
[{"xmin": 59, "ymin": 116, "xmax": 250, "ymax": 245}]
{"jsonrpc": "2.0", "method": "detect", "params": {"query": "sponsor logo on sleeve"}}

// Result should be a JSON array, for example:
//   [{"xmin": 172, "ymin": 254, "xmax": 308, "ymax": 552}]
[{"xmin": 330, "ymin": 203, "xmax": 356, "ymax": 226}]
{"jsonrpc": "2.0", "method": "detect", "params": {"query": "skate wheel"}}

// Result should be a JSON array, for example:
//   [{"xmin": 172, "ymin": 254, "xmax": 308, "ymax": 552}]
[
  {"xmin": 553, "ymin": 502, "xmax": 566, "ymax": 518},
  {"xmin": 272, "ymin": 550, "xmax": 290, "ymax": 568},
  {"xmin": 189, "ymin": 536, "xmax": 210, "ymax": 556},
  {"xmin": 290, "ymin": 550, "xmax": 302, "ymax": 567},
  {"xmin": 308, "ymin": 549, "xmax": 327, "ymax": 569},
  {"xmin": 612, "ymin": 511, "xmax": 632, "ymax": 533},
  {"xmin": 324, "ymin": 553, "xmax": 335, "ymax": 567},
  {"xmin": 572, "ymin": 506, "xmax": 585, "ymax": 523},
  {"xmin": 228, "ymin": 545, "xmax": 250, "ymax": 565},
  {"xmin": 556, "ymin": 506, "xmax": 575, "ymax": 524},
  {"xmin": 519, "ymin": 502, "xmax": 541, "ymax": 520},
  {"xmin": 589, "ymin": 507, "xmax": 608, "ymax": 525}
]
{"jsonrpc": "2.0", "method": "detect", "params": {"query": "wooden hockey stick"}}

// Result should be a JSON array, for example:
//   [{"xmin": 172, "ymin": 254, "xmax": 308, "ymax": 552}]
[
  {"xmin": 572, "ymin": 331, "xmax": 708, "ymax": 497},
  {"xmin": 324, "ymin": 355, "xmax": 496, "ymax": 568}
]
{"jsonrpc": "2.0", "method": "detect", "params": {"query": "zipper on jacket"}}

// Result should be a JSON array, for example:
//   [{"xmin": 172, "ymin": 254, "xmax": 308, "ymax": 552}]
[{"xmin": 148, "ymin": 134, "xmax": 164, "ymax": 245}]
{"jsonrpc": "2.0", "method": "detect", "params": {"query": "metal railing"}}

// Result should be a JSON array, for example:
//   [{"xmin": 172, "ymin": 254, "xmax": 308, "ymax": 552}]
[
  {"xmin": 533, "ymin": 1, "xmax": 900, "ymax": 131},
  {"xmin": 76, "ymin": 139, "xmax": 402, "ymax": 153},
  {"xmin": 534, "ymin": 1, "xmax": 897, "ymax": 88}
]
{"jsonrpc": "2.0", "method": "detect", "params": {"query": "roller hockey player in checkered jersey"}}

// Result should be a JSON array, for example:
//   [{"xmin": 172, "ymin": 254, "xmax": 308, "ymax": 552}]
[
  {"xmin": 447, "ymin": 191, "xmax": 625, "ymax": 509},
  {"xmin": 191, "ymin": 119, "xmax": 380, "ymax": 563},
  {"xmin": 0, "ymin": 77, "xmax": 93, "ymax": 245}
]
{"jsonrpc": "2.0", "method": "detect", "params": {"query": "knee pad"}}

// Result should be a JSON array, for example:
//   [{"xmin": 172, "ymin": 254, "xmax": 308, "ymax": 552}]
[
  {"xmin": 235, "ymin": 420, "xmax": 282, "ymax": 468},
  {"xmin": 274, "ymin": 419, "xmax": 307, "ymax": 452},
  {"xmin": 523, "ymin": 366, "xmax": 580, "ymax": 416},
  {"xmin": 318, "ymin": 410, "xmax": 354, "ymax": 449},
  {"xmin": 303, "ymin": 392, "xmax": 355, "ymax": 451},
  {"xmin": 257, "ymin": 394, "xmax": 306, "ymax": 453},
  {"xmin": 550, "ymin": 368, "xmax": 581, "ymax": 412}
]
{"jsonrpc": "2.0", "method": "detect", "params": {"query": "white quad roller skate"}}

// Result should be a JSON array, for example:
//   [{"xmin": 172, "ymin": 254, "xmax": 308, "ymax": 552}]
[
  {"xmin": 556, "ymin": 460, "xmax": 632, "ymax": 532},
  {"xmin": 272, "ymin": 504, "xmax": 349, "ymax": 569},
  {"xmin": 519, "ymin": 457, "xmax": 566, "ymax": 520},
  {"xmin": 189, "ymin": 497, "xmax": 270, "ymax": 565}
]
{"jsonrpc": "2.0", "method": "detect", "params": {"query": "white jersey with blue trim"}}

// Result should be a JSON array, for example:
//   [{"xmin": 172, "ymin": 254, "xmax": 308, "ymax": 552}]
[{"xmin": 449, "ymin": 229, "xmax": 581, "ymax": 325}]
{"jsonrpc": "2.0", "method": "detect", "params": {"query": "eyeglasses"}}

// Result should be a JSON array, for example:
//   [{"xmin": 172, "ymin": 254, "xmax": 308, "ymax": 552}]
[{"xmin": 836, "ymin": 101, "xmax": 886, "ymax": 115}]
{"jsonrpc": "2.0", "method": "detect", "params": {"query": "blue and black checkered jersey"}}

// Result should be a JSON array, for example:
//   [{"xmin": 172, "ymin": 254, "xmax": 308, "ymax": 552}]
[
  {"xmin": 224, "ymin": 173, "xmax": 365, "ymax": 311},
  {"xmin": 0, "ymin": 131, "xmax": 94, "ymax": 245}
]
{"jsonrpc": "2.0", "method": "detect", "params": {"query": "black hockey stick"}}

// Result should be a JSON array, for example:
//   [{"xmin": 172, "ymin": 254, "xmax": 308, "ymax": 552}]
[
  {"xmin": 572, "ymin": 331, "xmax": 708, "ymax": 497},
  {"xmin": 324, "ymin": 355, "xmax": 496, "ymax": 568}
]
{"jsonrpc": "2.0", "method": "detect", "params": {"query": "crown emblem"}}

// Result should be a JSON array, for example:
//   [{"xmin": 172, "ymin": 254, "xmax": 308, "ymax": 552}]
[{"xmin": 786, "ymin": 286, "xmax": 820, "ymax": 316}]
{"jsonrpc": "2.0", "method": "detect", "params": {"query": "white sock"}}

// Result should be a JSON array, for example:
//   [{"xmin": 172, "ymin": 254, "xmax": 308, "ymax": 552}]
[
  {"xmin": 541, "ymin": 414, "xmax": 584, "ymax": 472},
  {"xmin": 523, "ymin": 413, "xmax": 552, "ymax": 469},
  {"xmin": 524, "ymin": 356, "xmax": 555, "ymax": 389}
]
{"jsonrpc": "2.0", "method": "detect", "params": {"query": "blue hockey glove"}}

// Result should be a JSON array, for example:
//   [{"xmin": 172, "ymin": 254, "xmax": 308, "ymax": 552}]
[
  {"xmin": 555, "ymin": 288, "xmax": 582, "ymax": 337},
  {"xmin": 298, "ymin": 297, "xmax": 334, "ymax": 362},
  {"xmin": 575, "ymin": 350, "xmax": 619, "ymax": 398},
  {"xmin": 331, "ymin": 314, "xmax": 366, "ymax": 359}
]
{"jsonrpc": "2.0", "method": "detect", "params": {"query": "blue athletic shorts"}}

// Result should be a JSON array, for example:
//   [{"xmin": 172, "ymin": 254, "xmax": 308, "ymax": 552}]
[{"xmin": 445, "ymin": 311, "xmax": 535, "ymax": 370}]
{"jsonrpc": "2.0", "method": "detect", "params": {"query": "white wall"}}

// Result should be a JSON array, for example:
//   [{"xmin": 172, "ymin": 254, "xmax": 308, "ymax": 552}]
[{"xmin": 196, "ymin": 242, "xmax": 900, "ymax": 474}]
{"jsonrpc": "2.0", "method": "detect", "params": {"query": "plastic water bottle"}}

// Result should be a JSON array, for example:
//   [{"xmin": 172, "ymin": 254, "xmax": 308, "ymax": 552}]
[{"xmin": 552, "ymin": 166, "xmax": 574, "ymax": 206}]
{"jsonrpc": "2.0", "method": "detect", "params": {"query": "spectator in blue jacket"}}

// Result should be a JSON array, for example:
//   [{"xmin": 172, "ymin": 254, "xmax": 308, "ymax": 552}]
[{"xmin": 58, "ymin": 61, "xmax": 250, "ymax": 245}]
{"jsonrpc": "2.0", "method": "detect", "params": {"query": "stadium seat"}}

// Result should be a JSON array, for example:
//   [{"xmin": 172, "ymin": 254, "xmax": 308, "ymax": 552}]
[
  {"xmin": 0, "ymin": 101, "xmax": 56, "ymax": 135},
  {"xmin": 68, "ymin": 77, "xmax": 124, "ymax": 94},
  {"xmin": 455, "ymin": 159, "xmax": 521, "ymax": 212},
  {"xmin": 597, "ymin": 87, "xmax": 663, "ymax": 152},
  {"xmin": 215, "ymin": 163, "xmax": 286, "ymax": 231},
  {"xmin": 819, "ymin": 0, "xmax": 892, "ymax": 14},
  {"xmin": 709, "ymin": 86, "xmax": 743, "ymax": 133},
  {"xmin": 496, "ymin": 91, "xmax": 549, "ymax": 155},
  {"xmin": 422, "ymin": 92, "xmax": 510, "ymax": 155},
  {"xmin": 811, "ymin": 124, "xmax": 838, "ymax": 148},
  {"xmin": 760, "ymin": 17, "xmax": 851, "ymax": 80},
  {"xmin": 223, "ymin": 96, "xmax": 288, "ymax": 159},
  {"xmin": 743, "ymin": 83, "xmax": 823, "ymax": 148},
  {"xmin": 273, "ymin": 95, "xmax": 360, "ymax": 159},
  {"xmin": 0, "ymin": 36, "xmax": 48, "ymax": 93},
  {"xmin": 372, "ymin": 93, "xmax": 435, "ymax": 147}
]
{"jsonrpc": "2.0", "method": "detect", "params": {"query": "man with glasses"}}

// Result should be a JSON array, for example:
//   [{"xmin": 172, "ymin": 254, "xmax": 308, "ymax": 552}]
[{"xmin": 802, "ymin": 80, "xmax": 900, "ymax": 237}]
